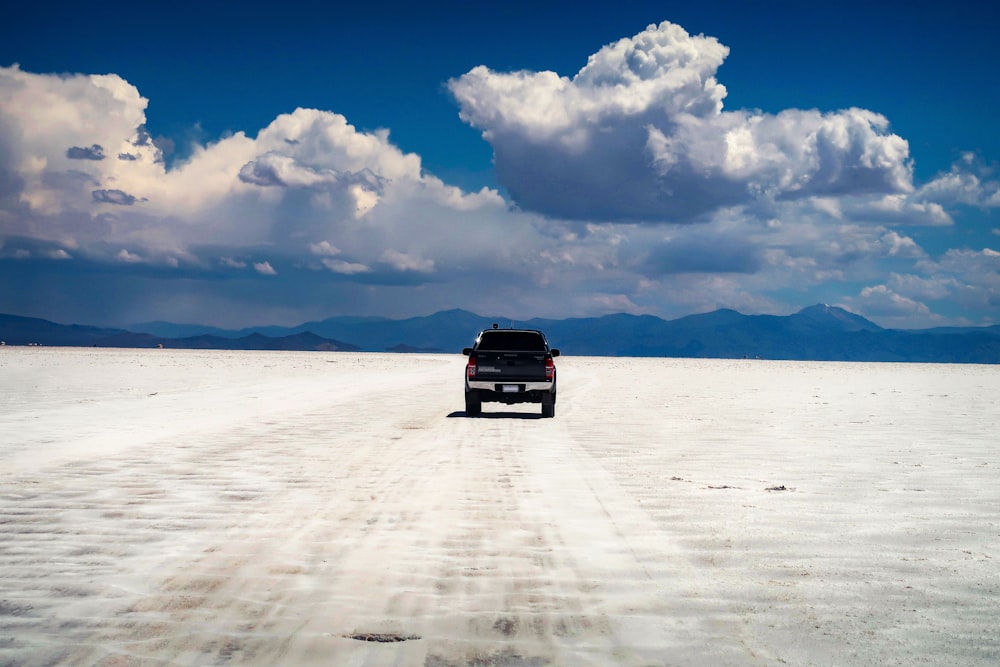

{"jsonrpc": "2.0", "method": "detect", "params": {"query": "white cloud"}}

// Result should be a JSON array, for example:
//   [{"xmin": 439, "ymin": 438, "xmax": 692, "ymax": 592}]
[
  {"xmin": 0, "ymin": 67, "xmax": 507, "ymax": 279},
  {"xmin": 321, "ymin": 258, "xmax": 370, "ymax": 275},
  {"xmin": 845, "ymin": 194, "xmax": 952, "ymax": 226},
  {"xmin": 451, "ymin": 22, "xmax": 729, "ymax": 144},
  {"xmin": 350, "ymin": 184, "xmax": 379, "ymax": 218},
  {"xmin": 851, "ymin": 284, "xmax": 933, "ymax": 321},
  {"xmin": 116, "ymin": 249, "xmax": 143, "ymax": 264},
  {"xmin": 926, "ymin": 247, "xmax": 1000, "ymax": 274},
  {"xmin": 879, "ymin": 231, "xmax": 923, "ymax": 258},
  {"xmin": 888, "ymin": 248, "xmax": 1000, "ymax": 320},
  {"xmin": 917, "ymin": 160, "xmax": 1000, "ymax": 208},
  {"xmin": 254, "ymin": 261, "xmax": 277, "ymax": 276},
  {"xmin": 887, "ymin": 273, "xmax": 961, "ymax": 301},
  {"xmin": 380, "ymin": 249, "xmax": 435, "ymax": 273},
  {"xmin": 0, "ymin": 66, "xmax": 160, "ymax": 219},
  {"xmin": 449, "ymin": 21, "xmax": 914, "ymax": 223},
  {"xmin": 309, "ymin": 241, "xmax": 341, "ymax": 256}
]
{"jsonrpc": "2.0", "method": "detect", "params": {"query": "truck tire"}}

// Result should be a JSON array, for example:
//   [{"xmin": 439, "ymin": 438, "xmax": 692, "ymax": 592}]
[
  {"xmin": 541, "ymin": 393, "xmax": 555, "ymax": 418},
  {"xmin": 465, "ymin": 391, "xmax": 481, "ymax": 417}
]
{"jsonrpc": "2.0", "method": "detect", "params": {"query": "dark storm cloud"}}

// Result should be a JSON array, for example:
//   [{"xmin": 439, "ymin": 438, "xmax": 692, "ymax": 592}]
[
  {"xmin": 92, "ymin": 189, "xmax": 140, "ymax": 205},
  {"xmin": 238, "ymin": 152, "xmax": 386, "ymax": 192},
  {"xmin": 66, "ymin": 144, "xmax": 105, "ymax": 160},
  {"xmin": 641, "ymin": 237, "xmax": 763, "ymax": 275},
  {"xmin": 132, "ymin": 125, "xmax": 152, "ymax": 147},
  {"xmin": 152, "ymin": 135, "xmax": 174, "ymax": 157}
]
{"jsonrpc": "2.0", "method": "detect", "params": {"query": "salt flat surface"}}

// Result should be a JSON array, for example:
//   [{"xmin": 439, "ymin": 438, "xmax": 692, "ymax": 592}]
[{"xmin": 1, "ymin": 348, "xmax": 998, "ymax": 666}]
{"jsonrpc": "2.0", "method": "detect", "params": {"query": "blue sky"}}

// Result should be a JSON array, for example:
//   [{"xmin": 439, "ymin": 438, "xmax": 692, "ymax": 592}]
[{"xmin": 1, "ymin": 0, "xmax": 998, "ymax": 329}]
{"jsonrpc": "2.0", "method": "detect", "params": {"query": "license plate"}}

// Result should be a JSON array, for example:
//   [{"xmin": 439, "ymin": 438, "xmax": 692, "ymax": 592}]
[{"xmin": 501, "ymin": 384, "xmax": 520, "ymax": 393}]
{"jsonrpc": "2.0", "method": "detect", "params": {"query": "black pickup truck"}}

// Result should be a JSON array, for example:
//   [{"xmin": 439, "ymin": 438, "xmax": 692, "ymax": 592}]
[{"xmin": 462, "ymin": 326, "xmax": 560, "ymax": 417}]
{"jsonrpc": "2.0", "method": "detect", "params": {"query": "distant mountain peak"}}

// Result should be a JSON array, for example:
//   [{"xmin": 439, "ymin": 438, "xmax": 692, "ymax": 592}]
[
  {"xmin": 794, "ymin": 304, "xmax": 882, "ymax": 332},
  {"xmin": 800, "ymin": 303, "xmax": 835, "ymax": 314}
]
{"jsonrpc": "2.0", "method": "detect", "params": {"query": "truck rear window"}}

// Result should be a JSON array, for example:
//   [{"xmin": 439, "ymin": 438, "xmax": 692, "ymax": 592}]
[{"xmin": 477, "ymin": 331, "xmax": 547, "ymax": 351}]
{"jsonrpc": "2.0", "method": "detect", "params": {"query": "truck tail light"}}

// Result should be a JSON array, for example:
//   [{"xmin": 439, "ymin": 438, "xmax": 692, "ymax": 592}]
[
  {"xmin": 466, "ymin": 357, "xmax": 476, "ymax": 379},
  {"xmin": 545, "ymin": 356, "xmax": 555, "ymax": 381}
]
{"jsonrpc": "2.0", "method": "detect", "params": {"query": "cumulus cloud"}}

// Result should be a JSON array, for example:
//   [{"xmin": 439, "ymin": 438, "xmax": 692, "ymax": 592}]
[
  {"xmin": 0, "ymin": 65, "xmax": 161, "ymax": 219},
  {"xmin": 309, "ymin": 241, "xmax": 341, "ymax": 256},
  {"xmin": 847, "ymin": 194, "xmax": 952, "ymax": 226},
  {"xmin": 853, "ymin": 284, "xmax": 932, "ymax": 318},
  {"xmin": 921, "ymin": 247, "xmax": 1000, "ymax": 276},
  {"xmin": 879, "ymin": 231, "xmax": 923, "ymax": 258},
  {"xmin": 116, "ymin": 249, "xmax": 142, "ymax": 264},
  {"xmin": 887, "ymin": 273, "xmax": 961, "ymax": 301},
  {"xmin": 321, "ymin": 258, "xmax": 370, "ymax": 274},
  {"xmin": 0, "ymin": 65, "xmax": 507, "ymax": 282},
  {"xmin": 850, "ymin": 248, "xmax": 1000, "ymax": 326},
  {"xmin": 917, "ymin": 156, "xmax": 1000, "ymax": 209},
  {"xmin": 254, "ymin": 261, "xmax": 277, "ymax": 276},
  {"xmin": 449, "ymin": 21, "xmax": 914, "ymax": 223},
  {"xmin": 380, "ymin": 249, "xmax": 435, "ymax": 273}
]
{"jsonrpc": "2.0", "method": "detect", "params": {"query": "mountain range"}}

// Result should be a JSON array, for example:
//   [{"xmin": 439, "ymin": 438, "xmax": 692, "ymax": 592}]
[{"xmin": 3, "ymin": 305, "xmax": 1000, "ymax": 363}]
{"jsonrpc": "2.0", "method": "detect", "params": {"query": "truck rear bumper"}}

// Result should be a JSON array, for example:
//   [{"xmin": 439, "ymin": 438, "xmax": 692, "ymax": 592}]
[
  {"xmin": 467, "ymin": 380, "xmax": 554, "ymax": 392},
  {"xmin": 466, "ymin": 380, "xmax": 556, "ymax": 405}
]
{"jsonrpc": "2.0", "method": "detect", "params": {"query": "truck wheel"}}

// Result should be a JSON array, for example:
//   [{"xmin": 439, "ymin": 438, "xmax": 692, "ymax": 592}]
[
  {"xmin": 541, "ymin": 393, "xmax": 555, "ymax": 418},
  {"xmin": 465, "ymin": 391, "xmax": 481, "ymax": 417}
]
